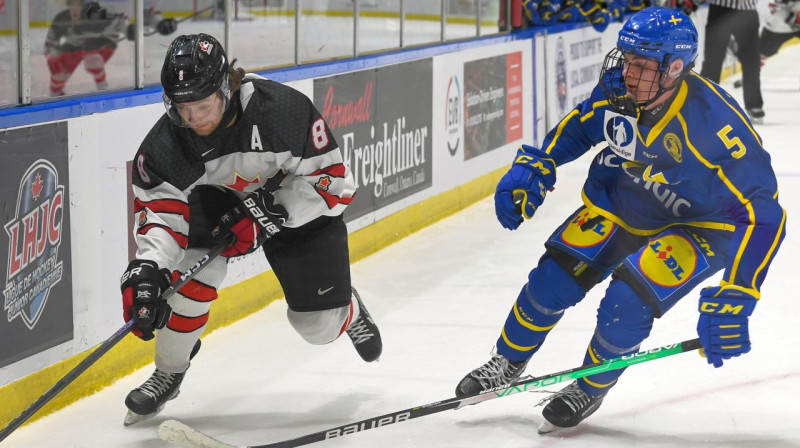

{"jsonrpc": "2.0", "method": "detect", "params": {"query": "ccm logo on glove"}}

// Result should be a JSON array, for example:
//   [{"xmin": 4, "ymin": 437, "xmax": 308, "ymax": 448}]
[{"xmin": 699, "ymin": 301, "xmax": 749, "ymax": 315}]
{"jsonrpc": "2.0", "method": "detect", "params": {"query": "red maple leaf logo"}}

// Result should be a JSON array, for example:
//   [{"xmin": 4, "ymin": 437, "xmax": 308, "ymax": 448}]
[
  {"xmin": 31, "ymin": 173, "xmax": 44, "ymax": 200},
  {"xmin": 223, "ymin": 171, "xmax": 261, "ymax": 192},
  {"xmin": 316, "ymin": 176, "xmax": 332, "ymax": 191}
]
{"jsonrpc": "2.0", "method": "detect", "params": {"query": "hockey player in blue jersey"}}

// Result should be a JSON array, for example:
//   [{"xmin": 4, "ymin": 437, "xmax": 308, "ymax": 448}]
[{"xmin": 456, "ymin": 7, "xmax": 786, "ymax": 433}]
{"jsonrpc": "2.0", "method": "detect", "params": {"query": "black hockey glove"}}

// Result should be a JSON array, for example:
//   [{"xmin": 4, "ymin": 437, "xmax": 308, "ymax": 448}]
[
  {"xmin": 121, "ymin": 259, "xmax": 172, "ymax": 341},
  {"xmin": 214, "ymin": 189, "xmax": 288, "ymax": 257},
  {"xmin": 675, "ymin": 0, "xmax": 699, "ymax": 15},
  {"xmin": 156, "ymin": 18, "xmax": 178, "ymax": 35}
]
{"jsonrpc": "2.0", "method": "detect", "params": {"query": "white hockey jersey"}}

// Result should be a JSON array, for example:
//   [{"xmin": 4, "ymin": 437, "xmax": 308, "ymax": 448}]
[{"xmin": 130, "ymin": 75, "xmax": 356, "ymax": 271}]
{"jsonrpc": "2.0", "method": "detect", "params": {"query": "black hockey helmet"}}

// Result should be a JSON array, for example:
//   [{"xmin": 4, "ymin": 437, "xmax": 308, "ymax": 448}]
[{"xmin": 161, "ymin": 33, "xmax": 229, "ymax": 104}]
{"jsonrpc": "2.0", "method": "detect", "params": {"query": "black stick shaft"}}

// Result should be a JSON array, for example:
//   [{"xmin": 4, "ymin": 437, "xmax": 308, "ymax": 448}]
[{"xmin": 0, "ymin": 243, "xmax": 227, "ymax": 443}]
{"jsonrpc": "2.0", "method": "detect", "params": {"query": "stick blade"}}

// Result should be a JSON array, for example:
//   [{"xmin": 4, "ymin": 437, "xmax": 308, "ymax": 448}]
[{"xmin": 158, "ymin": 419, "xmax": 242, "ymax": 448}]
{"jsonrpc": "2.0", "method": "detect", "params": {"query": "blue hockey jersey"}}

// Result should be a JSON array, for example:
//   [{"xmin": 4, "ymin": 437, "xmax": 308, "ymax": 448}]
[{"xmin": 539, "ymin": 72, "xmax": 786, "ymax": 294}]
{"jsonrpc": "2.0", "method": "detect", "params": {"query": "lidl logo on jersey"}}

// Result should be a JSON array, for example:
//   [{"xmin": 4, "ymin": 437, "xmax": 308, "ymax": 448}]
[
  {"xmin": 559, "ymin": 209, "xmax": 616, "ymax": 260},
  {"xmin": 3, "ymin": 160, "xmax": 66, "ymax": 329},
  {"xmin": 603, "ymin": 111, "xmax": 637, "ymax": 161},
  {"xmin": 639, "ymin": 234, "xmax": 696, "ymax": 288}
]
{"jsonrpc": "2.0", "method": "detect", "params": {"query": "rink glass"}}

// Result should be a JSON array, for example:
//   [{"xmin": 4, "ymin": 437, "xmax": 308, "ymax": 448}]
[{"xmin": 1, "ymin": 0, "xmax": 509, "ymax": 105}]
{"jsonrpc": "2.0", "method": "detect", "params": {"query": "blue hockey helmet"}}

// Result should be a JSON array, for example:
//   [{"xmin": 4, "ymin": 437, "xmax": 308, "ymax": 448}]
[
  {"xmin": 617, "ymin": 7, "xmax": 698, "ymax": 71},
  {"xmin": 599, "ymin": 6, "xmax": 698, "ymax": 114}
]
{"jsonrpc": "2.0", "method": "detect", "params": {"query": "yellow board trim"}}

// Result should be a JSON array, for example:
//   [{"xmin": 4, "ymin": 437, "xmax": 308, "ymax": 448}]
[{"xmin": 0, "ymin": 167, "xmax": 506, "ymax": 429}]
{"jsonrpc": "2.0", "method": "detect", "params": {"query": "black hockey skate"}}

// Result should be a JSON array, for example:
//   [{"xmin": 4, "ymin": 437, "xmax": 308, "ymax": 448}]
[
  {"xmin": 537, "ymin": 381, "xmax": 605, "ymax": 434},
  {"xmin": 747, "ymin": 108, "xmax": 765, "ymax": 125},
  {"xmin": 455, "ymin": 351, "xmax": 529, "ymax": 398},
  {"xmin": 345, "ymin": 288, "xmax": 382, "ymax": 362},
  {"xmin": 123, "ymin": 339, "xmax": 201, "ymax": 426}
]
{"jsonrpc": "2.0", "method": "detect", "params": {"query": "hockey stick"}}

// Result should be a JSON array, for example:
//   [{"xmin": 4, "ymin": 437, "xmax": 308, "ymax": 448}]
[
  {"xmin": 120, "ymin": 5, "xmax": 216, "ymax": 42},
  {"xmin": 0, "ymin": 241, "xmax": 230, "ymax": 444},
  {"xmin": 158, "ymin": 338, "xmax": 701, "ymax": 448}
]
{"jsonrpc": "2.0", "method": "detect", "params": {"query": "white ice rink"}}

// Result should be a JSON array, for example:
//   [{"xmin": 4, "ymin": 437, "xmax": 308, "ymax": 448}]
[{"xmin": 6, "ymin": 43, "xmax": 800, "ymax": 448}]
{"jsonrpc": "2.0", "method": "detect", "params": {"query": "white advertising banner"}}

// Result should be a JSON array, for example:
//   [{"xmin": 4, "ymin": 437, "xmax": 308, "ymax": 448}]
[{"xmin": 544, "ymin": 24, "xmax": 622, "ymax": 130}]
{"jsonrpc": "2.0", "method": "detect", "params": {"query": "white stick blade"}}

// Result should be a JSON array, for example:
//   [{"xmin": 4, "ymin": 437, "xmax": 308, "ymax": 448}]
[{"xmin": 158, "ymin": 419, "xmax": 243, "ymax": 448}]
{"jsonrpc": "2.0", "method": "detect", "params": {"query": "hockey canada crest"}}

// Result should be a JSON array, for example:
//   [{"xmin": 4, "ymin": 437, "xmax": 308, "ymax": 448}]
[{"xmin": 3, "ymin": 160, "xmax": 66, "ymax": 329}]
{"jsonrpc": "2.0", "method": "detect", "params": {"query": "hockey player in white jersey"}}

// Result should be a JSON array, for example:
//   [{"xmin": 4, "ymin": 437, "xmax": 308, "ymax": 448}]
[{"xmin": 120, "ymin": 33, "xmax": 382, "ymax": 425}]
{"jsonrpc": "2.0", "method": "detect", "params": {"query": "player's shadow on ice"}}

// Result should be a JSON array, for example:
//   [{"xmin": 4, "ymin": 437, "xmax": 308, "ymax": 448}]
[{"xmin": 167, "ymin": 391, "xmax": 380, "ymax": 432}]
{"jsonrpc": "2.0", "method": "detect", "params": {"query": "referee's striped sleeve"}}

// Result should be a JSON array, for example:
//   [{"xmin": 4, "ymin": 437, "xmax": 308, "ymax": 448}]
[{"xmin": 707, "ymin": 0, "xmax": 757, "ymax": 10}]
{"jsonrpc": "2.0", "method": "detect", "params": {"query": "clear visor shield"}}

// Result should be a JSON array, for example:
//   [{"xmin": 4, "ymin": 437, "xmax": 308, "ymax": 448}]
[{"xmin": 163, "ymin": 86, "xmax": 230, "ymax": 130}]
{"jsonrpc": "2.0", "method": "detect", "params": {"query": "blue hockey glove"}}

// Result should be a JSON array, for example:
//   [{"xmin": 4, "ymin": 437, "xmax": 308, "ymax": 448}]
[
  {"xmin": 556, "ymin": 4, "xmax": 582, "ymax": 22},
  {"xmin": 589, "ymin": 7, "xmax": 612, "ymax": 32},
  {"xmin": 494, "ymin": 145, "xmax": 556, "ymax": 230},
  {"xmin": 697, "ymin": 285, "xmax": 757, "ymax": 368}
]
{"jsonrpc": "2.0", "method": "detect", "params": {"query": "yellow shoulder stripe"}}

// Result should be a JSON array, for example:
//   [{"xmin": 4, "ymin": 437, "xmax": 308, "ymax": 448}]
[
  {"xmin": 545, "ymin": 109, "xmax": 580, "ymax": 154},
  {"xmin": 676, "ymin": 112, "xmax": 755, "ymax": 286},
  {"xmin": 689, "ymin": 72, "xmax": 762, "ymax": 147},
  {"xmin": 580, "ymin": 99, "xmax": 611, "ymax": 123}
]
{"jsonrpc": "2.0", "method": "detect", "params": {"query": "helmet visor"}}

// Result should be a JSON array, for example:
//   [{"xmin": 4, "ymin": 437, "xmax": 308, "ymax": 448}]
[{"xmin": 163, "ymin": 88, "xmax": 229, "ymax": 133}]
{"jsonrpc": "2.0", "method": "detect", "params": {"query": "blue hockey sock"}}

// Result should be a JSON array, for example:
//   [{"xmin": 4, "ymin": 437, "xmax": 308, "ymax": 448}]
[
  {"xmin": 496, "ymin": 284, "xmax": 563, "ymax": 362},
  {"xmin": 578, "ymin": 279, "xmax": 656, "ymax": 396}
]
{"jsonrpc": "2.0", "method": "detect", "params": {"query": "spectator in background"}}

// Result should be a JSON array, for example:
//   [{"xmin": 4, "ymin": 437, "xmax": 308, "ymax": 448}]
[
  {"xmin": 522, "ymin": 0, "xmax": 651, "ymax": 32},
  {"xmin": 760, "ymin": 0, "xmax": 800, "ymax": 62},
  {"xmin": 45, "ymin": 0, "xmax": 127, "ymax": 96},
  {"xmin": 678, "ymin": 0, "xmax": 765, "ymax": 123}
]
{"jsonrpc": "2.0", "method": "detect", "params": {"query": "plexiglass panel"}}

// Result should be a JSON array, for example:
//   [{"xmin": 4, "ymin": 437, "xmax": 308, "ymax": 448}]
[
  {"xmin": 0, "ymin": 1, "xmax": 19, "ymax": 106},
  {"xmin": 31, "ymin": 0, "xmax": 134, "ymax": 100},
  {"xmin": 230, "ymin": 0, "xmax": 296, "ymax": 71},
  {"xmin": 143, "ymin": 0, "xmax": 226, "ymax": 86},
  {"xmin": 358, "ymin": 0, "xmax": 400, "ymax": 54}
]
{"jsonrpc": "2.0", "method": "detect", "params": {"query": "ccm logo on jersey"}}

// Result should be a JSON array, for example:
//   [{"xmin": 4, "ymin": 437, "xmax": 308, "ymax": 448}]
[{"xmin": 243, "ymin": 197, "xmax": 282, "ymax": 235}]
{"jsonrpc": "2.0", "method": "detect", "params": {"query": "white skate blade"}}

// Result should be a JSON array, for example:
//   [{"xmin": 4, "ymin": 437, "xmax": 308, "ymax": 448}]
[
  {"xmin": 123, "ymin": 404, "xmax": 165, "ymax": 426},
  {"xmin": 537, "ymin": 420, "xmax": 564, "ymax": 435}
]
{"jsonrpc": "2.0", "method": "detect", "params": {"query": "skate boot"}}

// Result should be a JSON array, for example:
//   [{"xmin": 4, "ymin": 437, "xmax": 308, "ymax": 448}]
[
  {"xmin": 345, "ymin": 288, "xmax": 382, "ymax": 362},
  {"xmin": 455, "ymin": 351, "xmax": 528, "ymax": 398},
  {"xmin": 123, "ymin": 339, "xmax": 201, "ymax": 426},
  {"xmin": 747, "ymin": 108, "xmax": 765, "ymax": 125},
  {"xmin": 537, "ymin": 381, "xmax": 605, "ymax": 434}
]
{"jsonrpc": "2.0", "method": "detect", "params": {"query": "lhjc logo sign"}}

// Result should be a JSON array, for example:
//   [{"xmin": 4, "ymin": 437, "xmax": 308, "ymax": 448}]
[
  {"xmin": 3, "ymin": 160, "xmax": 66, "ymax": 329},
  {"xmin": 445, "ymin": 75, "xmax": 462, "ymax": 156}
]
